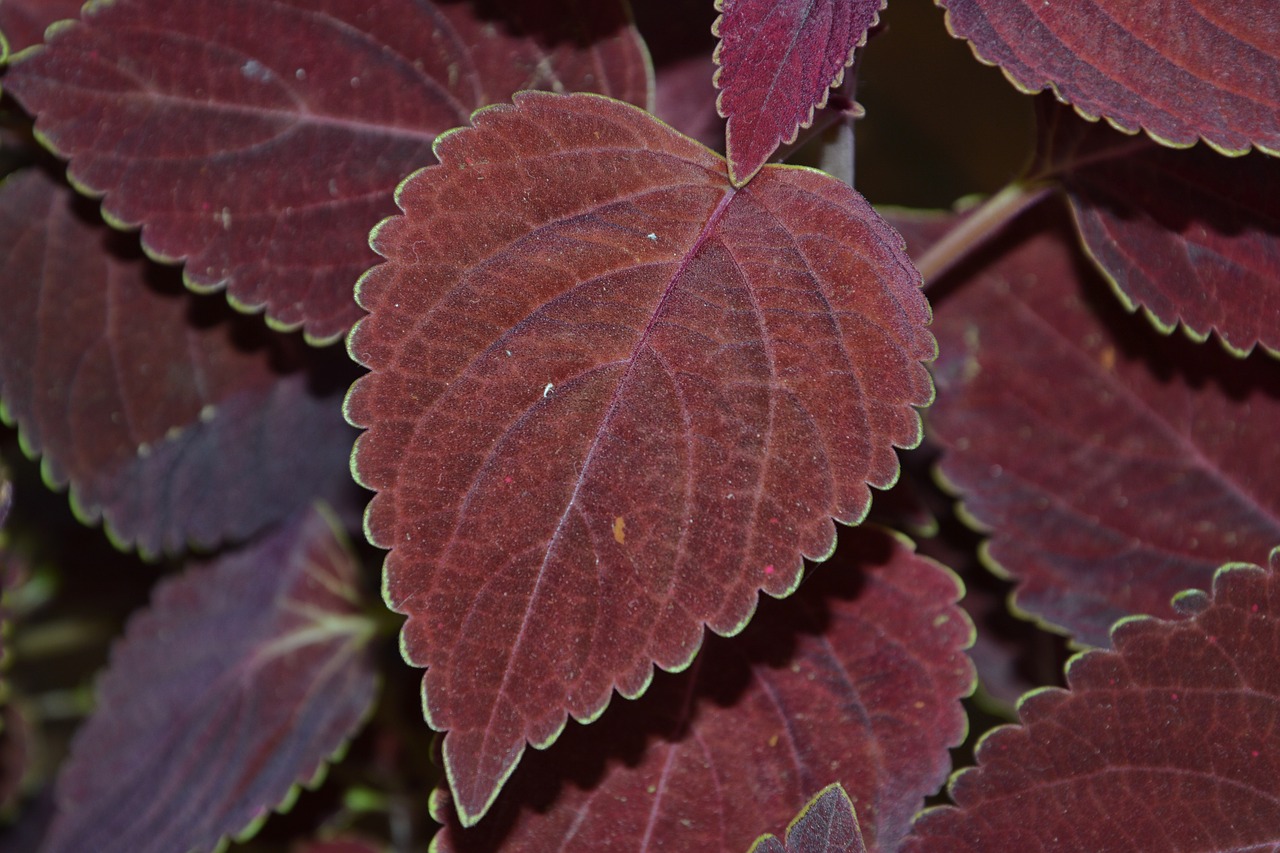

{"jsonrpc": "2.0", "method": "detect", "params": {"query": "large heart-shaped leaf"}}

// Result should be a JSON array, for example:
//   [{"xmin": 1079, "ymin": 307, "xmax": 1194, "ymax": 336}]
[
  {"xmin": 936, "ymin": 0, "xmax": 1280, "ymax": 156},
  {"xmin": 714, "ymin": 0, "xmax": 883, "ymax": 185},
  {"xmin": 346, "ymin": 91, "xmax": 934, "ymax": 824},
  {"xmin": 751, "ymin": 784, "xmax": 867, "ymax": 853},
  {"xmin": 928, "ymin": 211, "xmax": 1280, "ymax": 646},
  {"xmin": 3, "ymin": 0, "xmax": 651, "ymax": 342},
  {"xmin": 0, "ymin": 168, "xmax": 357, "ymax": 557},
  {"xmin": 429, "ymin": 529, "xmax": 972, "ymax": 851},
  {"xmin": 903, "ymin": 551, "xmax": 1280, "ymax": 852},
  {"xmin": 42, "ymin": 506, "xmax": 378, "ymax": 853}
]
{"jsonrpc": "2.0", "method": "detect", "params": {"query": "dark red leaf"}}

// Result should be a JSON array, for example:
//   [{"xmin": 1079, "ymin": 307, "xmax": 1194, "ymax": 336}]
[
  {"xmin": 714, "ymin": 0, "xmax": 883, "ymax": 185},
  {"xmin": 0, "ymin": 0, "xmax": 81, "ymax": 53},
  {"xmin": 3, "ymin": 0, "xmax": 651, "ymax": 341},
  {"xmin": 0, "ymin": 168, "xmax": 358, "ymax": 557},
  {"xmin": 346, "ymin": 91, "xmax": 933, "ymax": 825},
  {"xmin": 293, "ymin": 837, "xmax": 387, "ymax": 853},
  {"xmin": 751, "ymin": 784, "xmax": 867, "ymax": 853},
  {"xmin": 430, "ymin": 529, "xmax": 972, "ymax": 851},
  {"xmin": 43, "ymin": 506, "xmax": 378, "ymax": 853},
  {"xmin": 904, "ymin": 550, "xmax": 1280, "ymax": 853},
  {"xmin": 0, "ymin": 466, "xmax": 9, "ymax": 532},
  {"xmin": 936, "ymin": 0, "xmax": 1280, "ymax": 156},
  {"xmin": 928, "ymin": 211, "xmax": 1280, "ymax": 646},
  {"xmin": 1035, "ymin": 100, "xmax": 1280, "ymax": 355}
]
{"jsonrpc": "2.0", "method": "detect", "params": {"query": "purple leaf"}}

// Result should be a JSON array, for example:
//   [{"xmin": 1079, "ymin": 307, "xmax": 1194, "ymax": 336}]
[
  {"xmin": 346, "ymin": 91, "xmax": 934, "ymax": 825},
  {"xmin": 0, "ymin": 0, "xmax": 82, "ymax": 52},
  {"xmin": 714, "ymin": 0, "xmax": 883, "ymax": 185},
  {"xmin": 43, "ymin": 506, "xmax": 378, "ymax": 853},
  {"xmin": 903, "ymin": 550, "xmax": 1280, "ymax": 853},
  {"xmin": 3, "ymin": 0, "xmax": 651, "ymax": 342},
  {"xmin": 928, "ymin": 211, "xmax": 1280, "ymax": 646},
  {"xmin": 751, "ymin": 784, "xmax": 867, "ymax": 853},
  {"xmin": 0, "ymin": 168, "xmax": 358, "ymax": 557},
  {"xmin": 936, "ymin": 0, "xmax": 1280, "ymax": 156},
  {"xmin": 430, "ymin": 529, "xmax": 972, "ymax": 851}
]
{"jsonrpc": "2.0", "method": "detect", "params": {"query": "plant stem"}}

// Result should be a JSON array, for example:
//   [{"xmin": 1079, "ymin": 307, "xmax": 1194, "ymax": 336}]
[{"xmin": 914, "ymin": 181, "xmax": 1054, "ymax": 288}]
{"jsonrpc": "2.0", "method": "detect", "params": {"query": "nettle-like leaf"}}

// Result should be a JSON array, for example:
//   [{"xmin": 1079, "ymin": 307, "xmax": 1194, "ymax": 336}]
[
  {"xmin": 904, "ymin": 551, "xmax": 1280, "ymax": 852},
  {"xmin": 928, "ymin": 212, "xmax": 1280, "ymax": 646},
  {"xmin": 430, "ymin": 529, "xmax": 972, "ymax": 851},
  {"xmin": 0, "ymin": 168, "xmax": 358, "ymax": 556},
  {"xmin": 751, "ymin": 784, "xmax": 867, "ymax": 853},
  {"xmin": 346, "ymin": 91, "xmax": 934, "ymax": 824},
  {"xmin": 713, "ymin": 0, "xmax": 882, "ymax": 185},
  {"xmin": 2, "ymin": 0, "xmax": 651, "ymax": 342},
  {"xmin": 0, "ymin": 0, "xmax": 82, "ymax": 53},
  {"xmin": 936, "ymin": 0, "xmax": 1280, "ymax": 156},
  {"xmin": 1036, "ymin": 100, "xmax": 1280, "ymax": 355},
  {"xmin": 44, "ymin": 506, "xmax": 378, "ymax": 853}
]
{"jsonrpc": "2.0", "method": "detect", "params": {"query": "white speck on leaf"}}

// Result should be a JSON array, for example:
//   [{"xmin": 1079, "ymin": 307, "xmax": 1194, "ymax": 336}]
[
  {"xmin": 543, "ymin": 383, "xmax": 554, "ymax": 398},
  {"xmin": 646, "ymin": 232, "xmax": 658, "ymax": 242},
  {"xmin": 240, "ymin": 59, "xmax": 271, "ymax": 82}
]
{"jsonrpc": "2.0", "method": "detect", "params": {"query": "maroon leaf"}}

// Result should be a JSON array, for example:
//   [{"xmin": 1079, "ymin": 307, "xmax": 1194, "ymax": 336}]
[
  {"xmin": 903, "ymin": 551, "xmax": 1280, "ymax": 853},
  {"xmin": 0, "ymin": 466, "xmax": 9, "ymax": 532},
  {"xmin": 928, "ymin": 210, "xmax": 1280, "ymax": 646},
  {"xmin": 346, "ymin": 90, "xmax": 934, "ymax": 825},
  {"xmin": 294, "ymin": 838, "xmax": 387, "ymax": 853},
  {"xmin": 3, "ymin": 0, "xmax": 651, "ymax": 342},
  {"xmin": 0, "ymin": 0, "xmax": 82, "ymax": 53},
  {"xmin": 0, "ymin": 168, "xmax": 358, "ymax": 557},
  {"xmin": 43, "ymin": 506, "xmax": 378, "ymax": 853},
  {"xmin": 936, "ymin": 0, "xmax": 1280, "ymax": 156},
  {"xmin": 1035, "ymin": 100, "xmax": 1280, "ymax": 355},
  {"xmin": 751, "ymin": 784, "xmax": 867, "ymax": 853},
  {"xmin": 714, "ymin": 0, "xmax": 883, "ymax": 185},
  {"xmin": 430, "ymin": 529, "xmax": 972, "ymax": 851}
]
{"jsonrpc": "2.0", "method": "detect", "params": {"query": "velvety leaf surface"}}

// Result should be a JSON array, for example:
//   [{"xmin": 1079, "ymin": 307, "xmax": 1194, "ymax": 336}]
[
  {"xmin": 430, "ymin": 529, "xmax": 972, "ymax": 852},
  {"xmin": 904, "ymin": 551, "xmax": 1280, "ymax": 853},
  {"xmin": 0, "ymin": 168, "xmax": 358, "ymax": 556},
  {"xmin": 714, "ymin": 0, "xmax": 883, "ymax": 185},
  {"xmin": 750, "ymin": 784, "xmax": 867, "ymax": 853},
  {"xmin": 937, "ymin": 0, "xmax": 1280, "ymax": 156},
  {"xmin": 1036, "ymin": 101, "xmax": 1280, "ymax": 355},
  {"xmin": 0, "ymin": 0, "xmax": 82, "ymax": 53},
  {"xmin": 43, "ymin": 506, "xmax": 378, "ymax": 853},
  {"xmin": 928, "ymin": 212, "xmax": 1280, "ymax": 646},
  {"xmin": 3, "ymin": 0, "xmax": 651, "ymax": 342},
  {"xmin": 346, "ymin": 91, "xmax": 934, "ymax": 824}
]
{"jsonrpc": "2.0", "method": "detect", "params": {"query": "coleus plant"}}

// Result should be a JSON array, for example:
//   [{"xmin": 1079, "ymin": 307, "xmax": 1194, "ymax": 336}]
[{"xmin": 0, "ymin": 0, "xmax": 1276, "ymax": 850}]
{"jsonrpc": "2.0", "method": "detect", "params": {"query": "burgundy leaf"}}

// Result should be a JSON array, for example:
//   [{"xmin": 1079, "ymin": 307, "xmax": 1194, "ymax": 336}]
[
  {"xmin": 430, "ymin": 529, "xmax": 972, "ymax": 851},
  {"xmin": 294, "ymin": 837, "xmax": 387, "ymax": 853},
  {"xmin": 751, "ymin": 784, "xmax": 867, "ymax": 853},
  {"xmin": 0, "ymin": 168, "xmax": 358, "ymax": 557},
  {"xmin": 346, "ymin": 91, "xmax": 934, "ymax": 825},
  {"xmin": 0, "ymin": 466, "xmax": 9, "ymax": 532},
  {"xmin": 43, "ymin": 506, "xmax": 378, "ymax": 853},
  {"xmin": 928, "ymin": 211, "xmax": 1280, "ymax": 646},
  {"xmin": 1035, "ymin": 100, "xmax": 1280, "ymax": 355},
  {"xmin": 3, "ymin": 0, "xmax": 651, "ymax": 342},
  {"xmin": 714, "ymin": 0, "xmax": 883, "ymax": 185},
  {"xmin": 936, "ymin": 0, "xmax": 1280, "ymax": 156},
  {"xmin": 0, "ymin": 0, "xmax": 82, "ymax": 53},
  {"xmin": 903, "ymin": 551, "xmax": 1280, "ymax": 853}
]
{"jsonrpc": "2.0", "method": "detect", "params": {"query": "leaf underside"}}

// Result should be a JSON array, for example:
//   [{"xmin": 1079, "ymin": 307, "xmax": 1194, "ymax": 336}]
[
  {"xmin": 751, "ymin": 784, "xmax": 868, "ymax": 853},
  {"xmin": 346, "ymin": 91, "xmax": 934, "ymax": 824}
]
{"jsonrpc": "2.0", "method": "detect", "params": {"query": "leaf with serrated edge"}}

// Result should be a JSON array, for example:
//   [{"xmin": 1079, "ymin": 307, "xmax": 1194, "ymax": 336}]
[
  {"xmin": 3, "ymin": 0, "xmax": 651, "ymax": 342},
  {"xmin": 42, "ymin": 506, "xmax": 378, "ymax": 853},
  {"xmin": 0, "ymin": 0, "xmax": 82, "ymax": 52},
  {"xmin": 713, "ymin": 0, "xmax": 883, "ymax": 186},
  {"xmin": 346, "ymin": 90, "xmax": 934, "ymax": 825},
  {"xmin": 750, "ymin": 784, "xmax": 867, "ymax": 853},
  {"xmin": 928, "ymin": 209, "xmax": 1280, "ymax": 646},
  {"xmin": 903, "ymin": 550, "xmax": 1280, "ymax": 852},
  {"xmin": 429, "ymin": 528, "xmax": 972, "ymax": 851}
]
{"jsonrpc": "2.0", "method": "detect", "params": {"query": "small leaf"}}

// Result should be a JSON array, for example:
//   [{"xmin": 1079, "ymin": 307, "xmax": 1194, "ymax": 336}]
[
  {"xmin": 430, "ymin": 529, "xmax": 973, "ymax": 851},
  {"xmin": 750, "ymin": 784, "xmax": 867, "ymax": 853},
  {"xmin": 714, "ymin": 0, "xmax": 883, "ymax": 185},
  {"xmin": 3, "ymin": 0, "xmax": 651, "ymax": 341},
  {"xmin": 936, "ymin": 0, "xmax": 1280, "ymax": 156},
  {"xmin": 0, "ymin": 168, "xmax": 358, "ymax": 556},
  {"xmin": 903, "ymin": 551, "xmax": 1280, "ymax": 853},
  {"xmin": 0, "ymin": 0, "xmax": 82, "ymax": 53},
  {"xmin": 346, "ymin": 91, "xmax": 934, "ymax": 825},
  {"xmin": 42, "ymin": 506, "xmax": 378, "ymax": 853}
]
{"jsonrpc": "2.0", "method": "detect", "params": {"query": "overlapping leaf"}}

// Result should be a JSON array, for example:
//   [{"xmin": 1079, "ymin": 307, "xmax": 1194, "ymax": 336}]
[
  {"xmin": 0, "ymin": 168, "xmax": 357, "ymax": 556},
  {"xmin": 3, "ymin": 0, "xmax": 651, "ymax": 341},
  {"xmin": 751, "ymin": 784, "xmax": 867, "ymax": 853},
  {"xmin": 714, "ymin": 0, "xmax": 883, "ymax": 185},
  {"xmin": 346, "ymin": 91, "xmax": 934, "ymax": 824},
  {"xmin": 1035, "ymin": 100, "xmax": 1280, "ymax": 355},
  {"xmin": 928, "ymin": 212, "xmax": 1280, "ymax": 645},
  {"xmin": 430, "ymin": 529, "xmax": 972, "ymax": 851},
  {"xmin": 43, "ymin": 506, "xmax": 378, "ymax": 853},
  {"xmin": 937, "ymin": 0, "xmax": 1280, "ymax": 156},
  {"xmin": 904, "ymin": 551, "xmax": 1280, "ymax": 852},
  {"xmin": 0, "ymin": 0, "xmax": 81, "ymax": 53}
]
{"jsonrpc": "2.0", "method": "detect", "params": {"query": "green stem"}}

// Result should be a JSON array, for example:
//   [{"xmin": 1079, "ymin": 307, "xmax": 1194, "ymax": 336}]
[{"xmin": 914, "ymin": 181, "xmax": 1054, "ymax": 288}]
